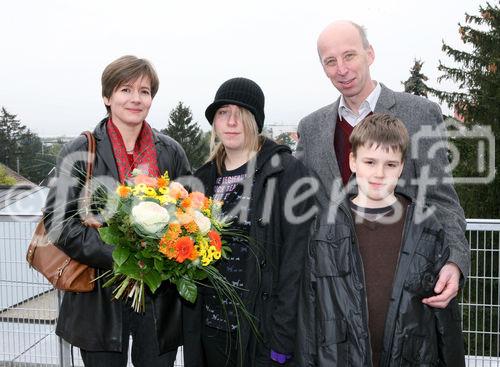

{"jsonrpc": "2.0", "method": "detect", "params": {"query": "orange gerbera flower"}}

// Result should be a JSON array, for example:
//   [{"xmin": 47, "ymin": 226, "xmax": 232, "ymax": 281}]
[
  {"xmin": 175, "ymin": 237, "xmax": 195, "ymax": 263},
  {"xmin": 116, "ymin": 185, "xmax": 132, "ymax": 198},
  {"xmin": 208, "ymin": 230, "xmax": 222, "ymax": 251},
  {"xmin": 134, "ymin": 174, "xmax": 158, "ymax": 188}
]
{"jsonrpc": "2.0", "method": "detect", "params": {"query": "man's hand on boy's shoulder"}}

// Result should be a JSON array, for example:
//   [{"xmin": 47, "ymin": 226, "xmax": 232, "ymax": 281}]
[{"xmin": 422, "ymin": 262, "xmax": 461, "ymax": 309}]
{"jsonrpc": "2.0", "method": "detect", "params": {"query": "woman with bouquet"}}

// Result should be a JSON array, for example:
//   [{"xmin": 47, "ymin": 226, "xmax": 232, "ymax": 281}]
[
  {"xmin": 183, "ymin": 78, "xmax": 316, "ymax": 366},
  {"xmin": 43, "ymin": 55, "xmax": 190, "ymax": 366}
]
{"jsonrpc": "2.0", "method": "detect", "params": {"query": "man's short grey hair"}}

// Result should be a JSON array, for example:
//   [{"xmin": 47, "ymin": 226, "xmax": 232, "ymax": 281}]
[{"xmin": 349, "ymin": 21, "xmax": 370, "ymax": 49}]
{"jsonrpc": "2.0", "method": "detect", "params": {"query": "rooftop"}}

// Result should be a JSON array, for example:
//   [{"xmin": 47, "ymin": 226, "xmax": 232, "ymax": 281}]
[{"xmin": 0, "ymin": 163, "xmax": 35, "ymax": 186}]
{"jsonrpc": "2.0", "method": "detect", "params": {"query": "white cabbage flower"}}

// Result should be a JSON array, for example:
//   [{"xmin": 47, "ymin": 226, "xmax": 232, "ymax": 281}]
[
  {"xmin": 131, "ymin": 201, "xmax": 170, "ymax": 234},
  {"xmin": 193, "ymin": 211, "xmax": 211, "ymax": 235}
]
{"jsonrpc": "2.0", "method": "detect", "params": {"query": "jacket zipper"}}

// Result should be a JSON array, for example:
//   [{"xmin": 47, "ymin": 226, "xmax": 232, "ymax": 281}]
[
  {"xmin": 338, "ymin": 203, "xmax": 373, "ymax": 367},
  {"xmin": 379, "ymin": 202, "xmax": 414, "ymax": 367}
]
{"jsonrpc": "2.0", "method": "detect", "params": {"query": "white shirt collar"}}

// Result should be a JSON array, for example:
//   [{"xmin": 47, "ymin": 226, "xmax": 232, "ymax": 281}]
[{"xmin": 338, "ymin": 81, "xmax": 382, "ymax": 126}]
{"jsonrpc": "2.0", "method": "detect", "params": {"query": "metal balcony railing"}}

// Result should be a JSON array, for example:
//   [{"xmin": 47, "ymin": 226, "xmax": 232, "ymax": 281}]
[{"xmin": 1, "ymin": 215, "xmax": 499, "ymax": 366}]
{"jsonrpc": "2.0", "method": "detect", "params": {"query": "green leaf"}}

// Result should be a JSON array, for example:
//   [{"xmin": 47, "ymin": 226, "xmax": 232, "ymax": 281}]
[
  {"xmin": 193, "ymin": 269, "xmax": 208, "ymax": 281},
  {"xmin": 143, "ymin": 270, "xmax": 163, "ymax": 294},
  {"xmin": 99, "ymin": 226, "xmax": 123, "ymax": 245},
  {"xmin": 177, "ymin": 278, "xmax": 198, "ymax": 303},
  {"xmin": 113, "ymin": 245, "xmax": 131, "ymax": 267},
  {"xmin": 154, "ymin": 258, "xmax": 165, "ymax": 272},
  {"xmin": 116, "ymin": 260, "xmax": 141, "ymax": 280}
]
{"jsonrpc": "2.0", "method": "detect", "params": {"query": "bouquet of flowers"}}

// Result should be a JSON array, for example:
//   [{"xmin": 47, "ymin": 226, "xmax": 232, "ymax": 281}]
[{"xmin": 98, "ymin": 169, "xmax": 231, "ymax": 312}]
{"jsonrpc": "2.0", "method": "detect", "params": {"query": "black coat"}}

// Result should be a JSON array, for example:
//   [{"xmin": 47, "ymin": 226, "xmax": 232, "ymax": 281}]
[
  {"xmin": 296, "ymin": 196, "xmax": 465, "ymax": 367},
  {"xmin": 183, "ymin": 138, "xmax": 316, "ymax": 367},
  {"xmin": 43, "ymin": 119, "xmax": 191, "ymax": 353}
]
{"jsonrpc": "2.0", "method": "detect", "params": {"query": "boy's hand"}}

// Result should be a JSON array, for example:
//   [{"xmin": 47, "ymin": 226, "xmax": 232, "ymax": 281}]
[{"xmin": 422, "ymin": 262, "xmax": 461, "ymax": 308}]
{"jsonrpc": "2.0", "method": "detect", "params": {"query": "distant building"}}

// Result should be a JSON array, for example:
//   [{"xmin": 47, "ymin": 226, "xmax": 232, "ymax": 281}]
[
  {"xmin": 40, "ymin": 136, "xmax": 75, "ymax": 146},
  {"xmin": 265, "ymin": 123, "xmax": 298, "ymax": 139}
]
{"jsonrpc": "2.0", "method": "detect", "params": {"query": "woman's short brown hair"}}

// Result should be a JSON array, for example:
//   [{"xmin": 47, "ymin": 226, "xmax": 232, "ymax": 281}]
[
  {"xmin": 101, "ymin": 55, "xmax": 159, "ymax": 114},
  {"xmin": 349, "ymin": 113, "xmax": 410, "ymax": 159}
]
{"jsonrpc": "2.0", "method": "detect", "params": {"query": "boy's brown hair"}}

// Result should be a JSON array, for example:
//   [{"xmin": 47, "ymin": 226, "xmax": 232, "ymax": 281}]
[
  {"xmin": 101, "ymin": 55, "xmax": 159, "ymax": 114},
  {"xmin": 349, "ymin": 113, "xmax": 410, "ymax": 160}
]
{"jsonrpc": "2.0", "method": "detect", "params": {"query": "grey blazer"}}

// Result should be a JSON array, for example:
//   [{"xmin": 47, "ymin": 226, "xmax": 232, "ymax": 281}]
[{"xmin": 296, "ymin": 83, "xmax": 469, "ymax": 277}]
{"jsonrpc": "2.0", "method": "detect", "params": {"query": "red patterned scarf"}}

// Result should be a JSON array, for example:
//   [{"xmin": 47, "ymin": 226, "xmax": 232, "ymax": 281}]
[{"xmin": 107, "ymin": 119, "xmax": 160, "ymax": 183}]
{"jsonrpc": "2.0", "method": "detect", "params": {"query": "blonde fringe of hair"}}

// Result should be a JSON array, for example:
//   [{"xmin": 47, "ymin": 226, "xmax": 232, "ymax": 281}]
[{"xmin": 207, "ymin": 107, "xmax": 263, "ymax": 174}]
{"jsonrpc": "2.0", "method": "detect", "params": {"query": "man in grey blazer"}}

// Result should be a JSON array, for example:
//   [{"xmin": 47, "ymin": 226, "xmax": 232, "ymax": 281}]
[{"xmin": 296, "ymin": 20, "xmax": 469, "ymax": 308}]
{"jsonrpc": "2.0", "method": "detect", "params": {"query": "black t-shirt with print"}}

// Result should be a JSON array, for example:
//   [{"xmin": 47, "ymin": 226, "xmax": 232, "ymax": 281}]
[{"xmin": 203, "ymin": 163, "xmax": 252, "ymax": 331}]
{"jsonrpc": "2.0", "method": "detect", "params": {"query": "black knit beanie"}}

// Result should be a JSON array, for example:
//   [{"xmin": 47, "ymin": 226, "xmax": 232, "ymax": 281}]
[{"xmin": 205, "ymin": 77, "xmax": 265, "ymax": 132}]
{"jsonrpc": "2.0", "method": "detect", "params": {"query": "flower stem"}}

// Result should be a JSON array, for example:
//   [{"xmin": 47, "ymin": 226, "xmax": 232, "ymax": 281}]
[{"xmin": 114, "ymin": 276, "xmax": 130, "ymax": 299}]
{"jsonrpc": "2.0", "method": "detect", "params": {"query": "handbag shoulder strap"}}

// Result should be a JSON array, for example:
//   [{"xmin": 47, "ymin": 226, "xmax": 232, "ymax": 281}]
[
  {"xmin": 80, "ymin": 131, "xmax": 100, "ymax": 227},
  {"xmin": 32, "ymin": 131, "xmax": 98, "ymax": 257},
  {"xmin": 81, "ymin": 131, "xmax": 96, "ymax": 200}
]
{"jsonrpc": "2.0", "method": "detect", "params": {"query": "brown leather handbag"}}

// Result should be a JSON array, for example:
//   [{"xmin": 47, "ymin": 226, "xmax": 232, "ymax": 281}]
[{"xmin": 26, "ymin": 131, "xmax": 100, "ymax": 292}]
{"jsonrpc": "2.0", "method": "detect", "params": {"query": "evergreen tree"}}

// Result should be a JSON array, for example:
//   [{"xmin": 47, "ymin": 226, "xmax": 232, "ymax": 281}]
[
  {"xmin": 402, "ymin": 59, "xmax": 430, "ymax": 97},
  {"xmin": 275, "ymin": 132, "xmax": 297, "ymax": 151},
  {"xmin": 0, "ymin": 107, "xmax": 26, "ymax": 169},
  {"xmin": 18, "ymin": 130, "xmax": 46, "ymax": 183},
  {"xmin": 0, "ymin": 107, "xmax": 52, "ymax": 184},
  {"xmin": 161, "ymin": 102, "xmax": 209, "ymax": 169},
  {"xmin": 431, "ymin": 2, "xmax": 500, "ymax": 128},
  {"xmin": 430, "ymin": 2, "xmax": 500, "ymax": 219},
  {"xmin": 201, "ymin": 130, "xmax": 212, "ymax": 160}
]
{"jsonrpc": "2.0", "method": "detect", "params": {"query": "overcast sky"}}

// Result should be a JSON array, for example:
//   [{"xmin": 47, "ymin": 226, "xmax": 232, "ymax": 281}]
[{"xmin": 1, "ymin": 0, "xmax": 481, "ymax": 137}]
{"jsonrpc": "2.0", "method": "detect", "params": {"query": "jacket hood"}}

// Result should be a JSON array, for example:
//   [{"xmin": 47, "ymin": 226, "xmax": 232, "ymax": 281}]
[{"xmin": 255, "ymin": 137, "xmax": 291, "ymax": 171}]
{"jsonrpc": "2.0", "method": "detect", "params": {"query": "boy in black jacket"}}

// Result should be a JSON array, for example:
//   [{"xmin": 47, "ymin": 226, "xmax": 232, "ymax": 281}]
[{"xmin": 302, "ymin": 113, "xmax": 465, "ymax": 366}]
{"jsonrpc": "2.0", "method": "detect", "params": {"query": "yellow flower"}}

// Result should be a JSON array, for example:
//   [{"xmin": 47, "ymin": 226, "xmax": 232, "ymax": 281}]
[
  {"xmin": 198, "ymin": 241, "xmax": 220, "ymax": 266},
  {"xmin": 144, "ymin": 187, "xmax": 157, "ymax": 197},
  {"xmin": 132, "ymin": 183, "xmax": 148, "ymax": 196},
  {"xmin": 136, "ymin": 183, "xmax": 147, "ymax": 192},
  {"xmin": 161, "ymin": 194, "xmax": 177, "ymax": 204},
  {"xmin": 207, "ymin": 245, "xmax": 218, "ymax": 258}
]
